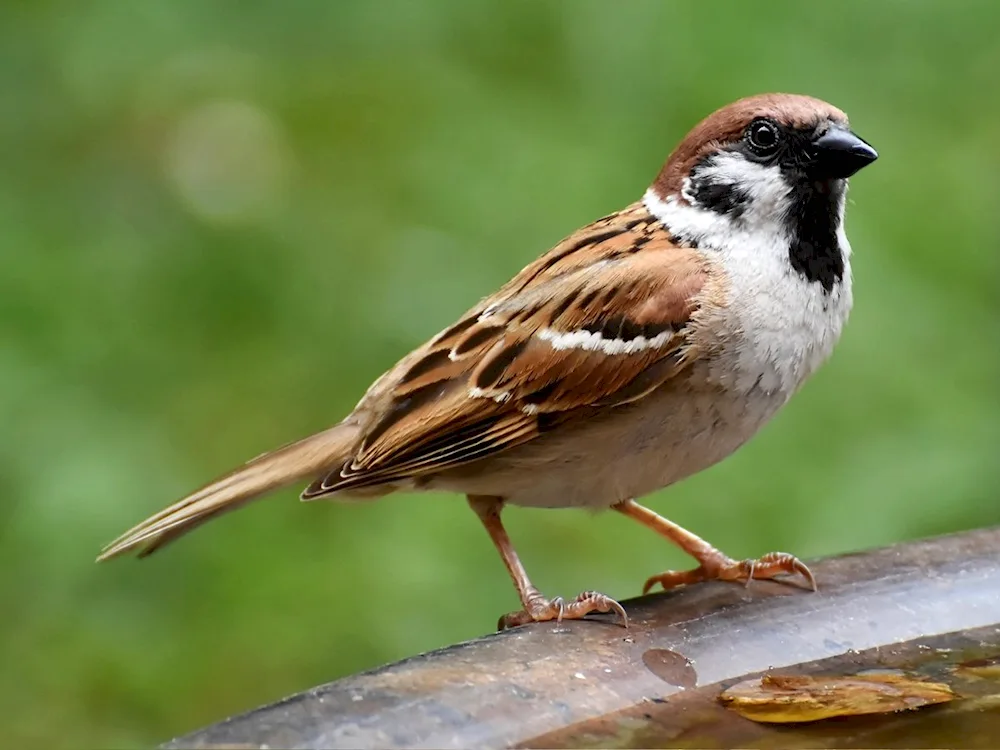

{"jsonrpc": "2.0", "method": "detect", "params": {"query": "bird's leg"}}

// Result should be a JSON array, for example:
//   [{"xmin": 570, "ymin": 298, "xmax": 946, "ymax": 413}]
[
  {"xmin": 613, "ymin": 499, "xmax": 815, "ymax": 594},
  {"xmin": 468, "ymin": 495, "xmax": 628, "ymax": 630}
]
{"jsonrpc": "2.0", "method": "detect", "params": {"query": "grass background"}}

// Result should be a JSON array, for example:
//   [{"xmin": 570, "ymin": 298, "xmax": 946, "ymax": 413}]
[{"xmin": 1, "ymin": 1, "xmax": 997, "ymax": 747}]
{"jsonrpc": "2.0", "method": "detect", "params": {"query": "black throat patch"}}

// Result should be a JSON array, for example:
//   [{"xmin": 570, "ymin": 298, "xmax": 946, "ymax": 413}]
[
  {"xmin": 688, "ymin": 149, "xmax": 845, "ymax": 293},
  {"xmin": 784, "ymin": 180, "xmax": 845, "ymax": 293}
]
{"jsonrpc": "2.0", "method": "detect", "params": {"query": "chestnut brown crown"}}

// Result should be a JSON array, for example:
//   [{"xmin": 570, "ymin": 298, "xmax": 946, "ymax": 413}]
[{"xmin": 652, "ymin": 93, "xmax": 873, "ymax": 197}]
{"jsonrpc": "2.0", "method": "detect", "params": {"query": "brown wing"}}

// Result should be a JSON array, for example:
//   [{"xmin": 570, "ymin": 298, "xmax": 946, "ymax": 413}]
[{"xmin": 303, "ymin": 203, "xmax": 710, "ymax": 498}]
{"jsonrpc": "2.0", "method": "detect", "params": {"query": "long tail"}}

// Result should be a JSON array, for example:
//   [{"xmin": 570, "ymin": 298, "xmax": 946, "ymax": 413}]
[{"xmin": 96, "ymin": 423, "xmax": 357, "ymax": 561}]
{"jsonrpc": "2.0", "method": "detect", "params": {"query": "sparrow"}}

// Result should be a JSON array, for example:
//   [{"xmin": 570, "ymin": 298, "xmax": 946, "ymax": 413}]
[{"xmin": 98, "ymin": 93, "xmax": 877, "ymax": 630}]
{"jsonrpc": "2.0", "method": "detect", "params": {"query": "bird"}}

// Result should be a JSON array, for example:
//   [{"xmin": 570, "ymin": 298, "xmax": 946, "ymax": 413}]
[{"xmin": 98, "ymin": 93, "xmax": 878, "ymax": 630}]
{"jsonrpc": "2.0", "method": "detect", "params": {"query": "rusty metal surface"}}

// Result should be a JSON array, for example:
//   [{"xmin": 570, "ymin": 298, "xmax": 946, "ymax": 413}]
[{"xmin": 164, "ymin": 527, "xmax": 1000, "ymax": 750}]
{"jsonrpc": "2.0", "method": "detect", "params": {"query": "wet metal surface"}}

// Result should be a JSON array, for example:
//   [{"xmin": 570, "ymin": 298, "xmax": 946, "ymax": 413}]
[
  {"xmin": 164, "ymin": 527, "xmax": 1000, "ymax": 750},
  {"xmin": 531, "ymin": 627, "xmax": 1000, "ymax": 749},
  {"xmin": 641, "ymin": 648, "xmax": 698, "ymax": 689}
]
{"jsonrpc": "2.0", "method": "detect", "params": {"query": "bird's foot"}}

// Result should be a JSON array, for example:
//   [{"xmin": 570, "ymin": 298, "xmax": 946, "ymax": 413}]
[
  {"xmin": 642, "ymin": 550, "xmax": 816, "ymax": 594},
  {"xmin": 499, "ymin": 590, "xmax": 629, "ymax": 631}
]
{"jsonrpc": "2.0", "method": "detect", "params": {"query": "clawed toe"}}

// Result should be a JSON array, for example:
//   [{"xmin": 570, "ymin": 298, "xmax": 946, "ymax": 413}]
[
  {"xmin": 750, "ymin": 551, "xmax": 816, "ymax": 590},
  {"xmin": 614, "ymin": 501, "xmax": 818, "ymax": 598},
  {"xmin": 643, "ymin": 551, "xmax": 816, "ymax": 594},
  {"xmin": 498, "ymin": 590, "xmax": 628, "ymax": 631}
]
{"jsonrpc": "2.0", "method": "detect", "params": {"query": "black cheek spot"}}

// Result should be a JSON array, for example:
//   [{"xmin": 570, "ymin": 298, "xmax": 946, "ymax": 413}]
[{"xmin": 690, "ymin": 179, "xmax": 749, "ymax": 220}]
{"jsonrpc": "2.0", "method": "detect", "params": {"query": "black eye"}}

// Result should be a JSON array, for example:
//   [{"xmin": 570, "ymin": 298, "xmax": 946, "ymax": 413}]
[{"xmin": 746, "ymin": 119, "xmax": 781, "ymax": 155}]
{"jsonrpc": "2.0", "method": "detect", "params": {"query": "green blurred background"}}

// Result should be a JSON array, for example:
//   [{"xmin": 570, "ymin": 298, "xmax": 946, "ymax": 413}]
[{"xmin": 1, "ymin": 0, "xmax": 997, "ymax": 747}]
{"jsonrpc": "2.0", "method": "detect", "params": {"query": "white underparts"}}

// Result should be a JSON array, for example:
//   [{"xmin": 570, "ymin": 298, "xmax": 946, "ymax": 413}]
[
  {"xmin": 642, "ymin": 156, "xmax": 853, "ymax": 397},
  {"xmin": 537, "ymin": 327, "xmax": 673, "ymax": 355}
]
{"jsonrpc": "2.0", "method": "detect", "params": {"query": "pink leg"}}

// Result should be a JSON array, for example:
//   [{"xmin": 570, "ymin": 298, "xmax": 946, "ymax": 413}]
[
  {"xmin": 469, "ymin": 495, "xmax": 628, "ymax": 630},
  {"xmin": 613, "ymin": 499, "xmax": 816, "ymax": 594}
]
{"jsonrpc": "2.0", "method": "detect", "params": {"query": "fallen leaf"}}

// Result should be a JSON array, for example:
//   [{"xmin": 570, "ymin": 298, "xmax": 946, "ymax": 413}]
[{"xmin": 719, "ymin": 672, "xmax": 956, "ymax": 724}]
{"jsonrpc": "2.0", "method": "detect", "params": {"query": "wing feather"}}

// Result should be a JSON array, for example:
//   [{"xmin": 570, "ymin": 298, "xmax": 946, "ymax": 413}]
[{"xmin": 304, "ymin": 202, "xmax": 713, "ymax": 498}]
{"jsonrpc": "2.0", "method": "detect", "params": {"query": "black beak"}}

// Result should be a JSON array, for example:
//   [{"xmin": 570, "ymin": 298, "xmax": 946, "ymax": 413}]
[{"xmin": 811, "ymin": 127, "xmax": 878, "ymax": 179}]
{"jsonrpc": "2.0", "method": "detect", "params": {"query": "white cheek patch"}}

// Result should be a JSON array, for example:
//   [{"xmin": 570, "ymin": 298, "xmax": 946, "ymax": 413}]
[
  {"xmin": 655, "ymin": 154, "xmax": 796, "ymax": 249},
  {"xmin": 644, "ymin": 188, "xmax": 743, "ymax": 246},
  {"xmin": 537, "ymin": 327, "xmax": 674, "ymax": 355},
  {"xmin": 694, "ymin": 152, "xmax": 793, "ymax": 218},
  {"xmin": 681, "ymin": 176, "xmax": 699, "ymax": 206}
]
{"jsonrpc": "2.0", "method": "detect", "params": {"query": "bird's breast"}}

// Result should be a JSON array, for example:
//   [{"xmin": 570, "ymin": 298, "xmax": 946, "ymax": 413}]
[{"xmin": 700, "ymin": 237, "xmax": 853, "ymax": 397}]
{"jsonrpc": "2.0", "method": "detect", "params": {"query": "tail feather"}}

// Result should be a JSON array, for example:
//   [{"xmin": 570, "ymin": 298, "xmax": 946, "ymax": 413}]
[{"xmin": 97, "ymin": 423, "xmax": 357, "ymax": 561}]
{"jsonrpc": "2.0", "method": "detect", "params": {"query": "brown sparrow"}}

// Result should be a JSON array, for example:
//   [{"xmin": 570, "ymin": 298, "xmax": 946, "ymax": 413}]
[{"xmin": 99, "ymin": 93, "xmax": 877, "ymax": 630}]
